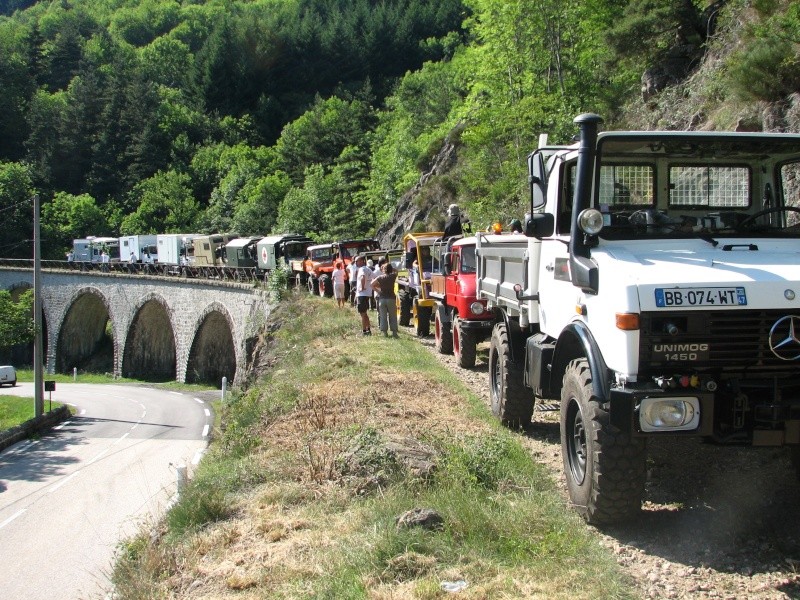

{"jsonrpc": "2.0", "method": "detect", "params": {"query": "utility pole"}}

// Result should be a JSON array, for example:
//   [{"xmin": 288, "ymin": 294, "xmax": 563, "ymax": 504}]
[{"xmin": 33, "ymin": 194, "xmax": 43, "ymax": 417}]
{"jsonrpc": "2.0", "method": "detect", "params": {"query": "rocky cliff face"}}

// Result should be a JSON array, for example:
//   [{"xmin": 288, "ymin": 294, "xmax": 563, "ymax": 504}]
[{"xmin": 374, "ymin": 127, "xmax": 463, "ymax": 250}]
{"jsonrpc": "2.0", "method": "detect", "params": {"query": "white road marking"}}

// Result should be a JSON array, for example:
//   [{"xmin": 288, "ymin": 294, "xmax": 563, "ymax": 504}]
[
  {"xmin": 202, "ymin": 424, "xmax": 210, "ymax": 438},
  {"xmin": 204, "ymin": 408, "xmax": 210, "ymax": 417},
  {"xmin": 47, "ymin": 472, "xmax": 78, "ymax": 494},
  {"xmin": 192, "ymin": 450, "xmax": 204, "ymax": 465},
  {"xmin": 0, "ymin": 509, "xmax": 26, "ymax": 530},
  {"xmin": 170, "ymin": 391, "xmax": 182, "ymax": 396},
  {"xmin": 194, "ymin": 398, "xmax": 204, "ymax": 404}
]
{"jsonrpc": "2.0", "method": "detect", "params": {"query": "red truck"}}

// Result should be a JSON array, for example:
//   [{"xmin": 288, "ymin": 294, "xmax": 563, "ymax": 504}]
[{"xmin": 429, "ymin": 236, "xmax": 493, "ymax": 367}]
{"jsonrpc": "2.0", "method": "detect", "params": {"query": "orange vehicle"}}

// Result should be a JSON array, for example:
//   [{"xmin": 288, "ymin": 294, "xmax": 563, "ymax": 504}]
[{"xmin": 302, "ymin": 238, "xmax": 380, "ymax": 296}]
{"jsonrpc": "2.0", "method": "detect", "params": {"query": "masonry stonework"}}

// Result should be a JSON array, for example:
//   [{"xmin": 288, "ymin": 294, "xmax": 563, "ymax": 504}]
[{"xmin": 0, "ymin": 268, "xmax": 272, "ymax": 386}]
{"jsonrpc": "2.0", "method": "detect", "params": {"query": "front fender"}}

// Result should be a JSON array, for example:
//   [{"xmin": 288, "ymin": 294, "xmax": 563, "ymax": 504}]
[{"xmin": 552, "ymin": 321, "xmax": 610, "ymax": 401}]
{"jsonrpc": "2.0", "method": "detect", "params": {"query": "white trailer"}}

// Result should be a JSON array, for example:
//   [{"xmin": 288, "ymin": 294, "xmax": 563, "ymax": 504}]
[
  {"xmin": 72, "ymin": 236, "xmax": 120, "ymax": 263},
  {"xmin": 156, "ymin": 234, "xmax": 198, "ymax": 266},
  {"xmin": 119, "ymin": 235, "xmax": 158, "ymax": 263}
]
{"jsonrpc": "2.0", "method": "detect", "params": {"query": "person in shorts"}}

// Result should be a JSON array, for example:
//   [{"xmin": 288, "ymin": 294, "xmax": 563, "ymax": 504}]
[{"xmin": 355, "ymin": 255, "xmax": 374, "ymax": 335}]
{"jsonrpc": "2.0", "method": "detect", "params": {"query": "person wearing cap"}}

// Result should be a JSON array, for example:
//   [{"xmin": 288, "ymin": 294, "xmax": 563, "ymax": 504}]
[
  {"xmin": 355, "ymin": 255, "xmax": 374, "ymax": 335},
  {"xmin": 443, "ymin": 203, "xmax": 463, "ymax": 238},
  {"xmin": 509, "ymin": 218, "xmax": 523, "ymax": 233}
]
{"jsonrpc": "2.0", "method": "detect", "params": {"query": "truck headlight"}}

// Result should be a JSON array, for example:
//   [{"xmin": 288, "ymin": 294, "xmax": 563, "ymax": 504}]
[
  {"xmin": 638, "ymin": 397, "xmax": 700, "ymax": 432},
  {"xmin": 470, "ymin": 301, "xmax": 485, "ymax": 315},
  {"xmin": 578, "ymin": 208, "xmax": 604, "ymax": 235}
]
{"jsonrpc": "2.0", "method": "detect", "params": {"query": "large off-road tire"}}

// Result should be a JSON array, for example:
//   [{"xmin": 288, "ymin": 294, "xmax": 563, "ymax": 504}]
[
  {"xmin": 488, "ymin": 322, "xmax": 532, "ymax": 427},
  {"xmin": 560, "ymin": 358, "xmax": 647, "ymax": 525},
  {"xmin": 307, "ymin": 275, "xmax": 319, "ymax": 295},
  {"xmin": 434, "ymin": 306, "xmax": 453, "ymax": 354},
  {"xmin": 414, "ymin": 299, "xmax": 431, "ymax": 337},
  {"xmin": 398, "ymin": 289, "xmax": 413, "ymax": 327},
  {"xmin": 453, "ymin": 316, "xmax": 477, "ymax": 368}
]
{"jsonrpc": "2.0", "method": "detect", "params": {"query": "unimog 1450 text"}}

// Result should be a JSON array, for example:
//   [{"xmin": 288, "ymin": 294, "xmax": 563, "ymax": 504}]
[{"xmin": 477, "ymin": 113, "xmax": 800, "ymax": 524}]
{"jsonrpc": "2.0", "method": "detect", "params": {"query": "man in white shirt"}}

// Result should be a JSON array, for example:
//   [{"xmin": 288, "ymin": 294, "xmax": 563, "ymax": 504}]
[{"xmin": 355, "ymin": 255, "xmax": 374, "ymax": 335}]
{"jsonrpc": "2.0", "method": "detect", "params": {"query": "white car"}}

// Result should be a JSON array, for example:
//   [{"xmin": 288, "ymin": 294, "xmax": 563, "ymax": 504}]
[{"xmin": 0, "ymin": 366, "xmax": 16, "ymax": 387}]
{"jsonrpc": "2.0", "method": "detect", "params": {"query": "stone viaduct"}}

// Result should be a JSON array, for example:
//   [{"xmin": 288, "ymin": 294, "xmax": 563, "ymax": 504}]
[{"xmin": 0, "ymin": 267, "xmax": 273, "ymax": 386}]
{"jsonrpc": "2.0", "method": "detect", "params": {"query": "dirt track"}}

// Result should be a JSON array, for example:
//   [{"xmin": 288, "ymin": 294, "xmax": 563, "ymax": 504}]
[{"xmin": 416, "ymin": 334, "xmax": 800, "ymax": 599}]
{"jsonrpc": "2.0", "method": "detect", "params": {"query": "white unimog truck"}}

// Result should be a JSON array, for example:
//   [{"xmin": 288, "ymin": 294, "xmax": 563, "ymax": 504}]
[{"xmin": 477, "ymin": 113, "xmax": 800, "ymax": 524}]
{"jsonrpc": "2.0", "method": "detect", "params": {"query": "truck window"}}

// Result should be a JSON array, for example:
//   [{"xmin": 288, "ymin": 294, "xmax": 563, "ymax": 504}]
[
  {"xmin": 460, "ymin": 246, "xmax": 476, "ymax": 274},
  {"xmin": 779, "ymin": 161, "xmax": 800, "ymax": 225},
  {"xmin": 598, "ymin": 165, "xmax": 654, "ymax": 207},
  {"xmin": 669, "ymin": 165, "xmax": 750, "ymax": 208}
]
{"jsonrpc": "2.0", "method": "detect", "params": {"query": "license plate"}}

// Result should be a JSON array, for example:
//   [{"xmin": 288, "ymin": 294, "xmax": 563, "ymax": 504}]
[{"xmin": 654, "ymin": 287, "xmax": 747, "ymax": 307}]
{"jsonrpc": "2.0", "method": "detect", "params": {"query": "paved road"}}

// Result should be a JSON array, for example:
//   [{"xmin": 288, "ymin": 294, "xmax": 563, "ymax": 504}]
[{"xmin": 0, "ymin": 383, "xmax": 212, "ymax": 599}]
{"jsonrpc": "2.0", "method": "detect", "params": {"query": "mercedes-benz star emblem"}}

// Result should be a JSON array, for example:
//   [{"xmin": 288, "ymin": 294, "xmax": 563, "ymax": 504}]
[{"xmin": 769, "ymin": 316, "xmax": 800, "ymax": 361}]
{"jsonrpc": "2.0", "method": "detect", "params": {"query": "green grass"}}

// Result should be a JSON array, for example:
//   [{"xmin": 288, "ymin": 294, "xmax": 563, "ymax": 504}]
[
  {"xmin": 111, "ymin": 292, "xmax": 638, "ymax": 599},
  {"xmin": 0, "ymin": 395, "xmax": 65, "ymax": 430},
  {"xmin": 13, "ymin": 369, "xmax": 217, "ymax": 392}
]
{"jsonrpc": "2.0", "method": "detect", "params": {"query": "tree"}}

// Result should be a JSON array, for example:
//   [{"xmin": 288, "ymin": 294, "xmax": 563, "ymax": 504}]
[
  {"xmin": 41, "ymin": 191, "xmax": 109, "ymax": 258},
  {"xmin": 0, "ymin": 289, "xmax": 34, "ymax": 353},
  {"xmin": 120, "ymin": 170, "xmax": 199, "ymax": 235},
  {"xmin": 0, "ymin": 161, "xmax": 34, "ymax": 258},
  {"xmin": 275, "ymin": 164, "xmax": 332, "ymax": 239}
]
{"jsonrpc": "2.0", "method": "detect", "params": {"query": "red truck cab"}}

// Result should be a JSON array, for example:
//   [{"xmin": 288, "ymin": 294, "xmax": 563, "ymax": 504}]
[{"xmin": 429, "ymin": 236, "xmax": 493, "ymax": 367}]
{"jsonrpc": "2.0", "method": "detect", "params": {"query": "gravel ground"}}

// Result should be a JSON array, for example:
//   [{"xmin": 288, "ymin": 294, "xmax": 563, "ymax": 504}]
[{"xmin": 415, "ymin": 334, "xmax": 800, "ymax": 600}]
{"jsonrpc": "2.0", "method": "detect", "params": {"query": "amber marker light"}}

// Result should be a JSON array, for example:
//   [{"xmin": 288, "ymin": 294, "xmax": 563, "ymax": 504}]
[
  {"xmin": 615, "ymin": 313, "xmax": 640, "ymax": 330},
  {"xmin": 575, "ymin": 304, "xmax": 587, "ymax": 316},
  {"xmin": 492, "ymin": 222, "xmax": 503, "ymax": 233}
]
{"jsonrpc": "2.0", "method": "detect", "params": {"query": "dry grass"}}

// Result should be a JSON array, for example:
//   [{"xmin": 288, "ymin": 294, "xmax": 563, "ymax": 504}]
[{"xmin": 112, "ymin": 295, "xmax": 633, "ymax": 600}]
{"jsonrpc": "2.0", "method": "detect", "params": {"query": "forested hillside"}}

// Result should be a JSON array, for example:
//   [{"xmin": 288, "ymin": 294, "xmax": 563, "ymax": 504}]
[{"xmin": 0, "ymin": 0, "xmax": 798, "ymax": 258}]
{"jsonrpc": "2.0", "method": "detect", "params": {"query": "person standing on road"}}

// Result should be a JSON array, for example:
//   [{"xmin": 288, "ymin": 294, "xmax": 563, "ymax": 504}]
[
  {"xmin": 355, "ymin": 255, "xmax": 374, "ymax": 335},
  {"xmin": 371, "ymin": 263, "xmax": 399, "ymax": 338}
]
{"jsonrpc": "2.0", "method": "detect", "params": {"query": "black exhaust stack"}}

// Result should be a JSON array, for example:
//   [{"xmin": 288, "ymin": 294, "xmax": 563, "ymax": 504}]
[{"xmin": 569, "ymin": 113, "xmax": 602, "ymax": 294}]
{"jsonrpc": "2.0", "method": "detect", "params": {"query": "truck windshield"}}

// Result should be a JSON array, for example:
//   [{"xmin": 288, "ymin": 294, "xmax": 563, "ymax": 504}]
[
  {"xmin": 460, "ymin": 246, "xmax": 476, "ymax": 273},
  {"xmin": 573, "ymin": 162, "xmax": 800, "ymax": 240},
  {"xmin": 311, "ymin": 248, "xmax": 334, "ymax": 260},
  {"xmin": 284, "ymin": 242, "xmax": 307, "ymax": 260}
]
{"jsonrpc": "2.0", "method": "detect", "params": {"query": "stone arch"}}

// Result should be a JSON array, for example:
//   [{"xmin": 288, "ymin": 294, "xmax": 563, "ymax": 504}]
[
  {"xmin": 56, "ymin": 287, "xmax": 114, "ymax": 374},
  {"xmin": 185, "ymin": 302, "xmax": 236, "ymax": 386},
  {"xmin": 122, "ymin": 294, "xmax": 176, "ymax": 381}
]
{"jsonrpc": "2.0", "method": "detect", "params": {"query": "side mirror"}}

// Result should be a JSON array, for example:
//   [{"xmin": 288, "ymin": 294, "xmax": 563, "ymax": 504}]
[{"xmin": 525, "ymin": 213, "xmax": 554, "ymax": 238}]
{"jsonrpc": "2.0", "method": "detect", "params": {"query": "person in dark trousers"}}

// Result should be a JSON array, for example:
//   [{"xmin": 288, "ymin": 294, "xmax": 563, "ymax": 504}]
[
  {"xmin": 443, "ymin": 204, "xmax": 463, "ymax": 238},
  {"xmin": 371, "ymin": 263, "xmax": 399, "ymax": 337}
]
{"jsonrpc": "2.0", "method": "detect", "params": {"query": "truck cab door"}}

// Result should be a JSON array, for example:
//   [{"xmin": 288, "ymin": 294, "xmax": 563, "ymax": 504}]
[{"xmin": 537, "ymin": 161, "xmax": 582, "ymax": 336}]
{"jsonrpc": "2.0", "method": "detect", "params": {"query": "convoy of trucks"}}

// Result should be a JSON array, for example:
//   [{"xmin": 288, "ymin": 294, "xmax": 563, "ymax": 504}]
[
  {"xmin": 60, "ymin": 112, "xmax": 800, "ymax": 526},
  {"xmin": 476, "ymin": 113, "xmax": 800, "ymax": 524}
]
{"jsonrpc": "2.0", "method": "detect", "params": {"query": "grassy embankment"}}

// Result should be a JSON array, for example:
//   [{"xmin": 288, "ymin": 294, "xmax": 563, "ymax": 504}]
[
  {"xmin": 112, "ymin": 292, "xmax": 636, "ymax": 599},
  {"xmin": 0, "ymin": 395, "xmax": 65, "ymax": 429}
]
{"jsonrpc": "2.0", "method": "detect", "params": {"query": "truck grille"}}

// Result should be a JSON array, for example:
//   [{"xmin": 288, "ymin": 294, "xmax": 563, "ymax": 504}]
[{"xmin": 639, "ymin": 310, "xmax": 798, "ymax": 373}]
